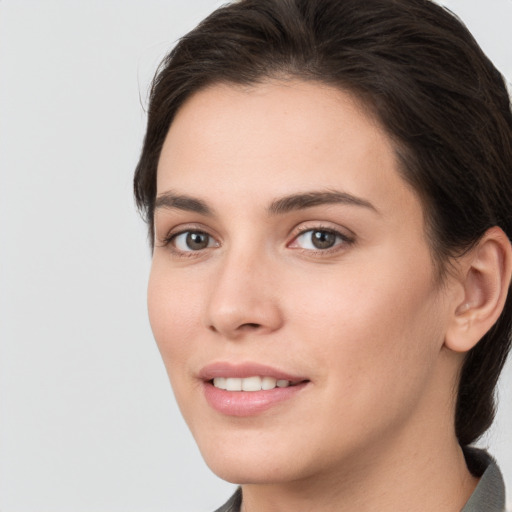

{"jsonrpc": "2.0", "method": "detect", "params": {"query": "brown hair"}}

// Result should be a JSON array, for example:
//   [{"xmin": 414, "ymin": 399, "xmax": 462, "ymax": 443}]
[{"xmin": 134, "ymin": 0, "xmax": 512, "ymax": 446}]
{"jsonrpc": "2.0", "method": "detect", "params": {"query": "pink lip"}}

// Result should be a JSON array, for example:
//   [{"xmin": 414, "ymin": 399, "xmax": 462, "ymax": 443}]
[
  {"xmin": 199, "ymin": 361, "xmax": 306, "ymax": 382},
  {"xmin": 199, "ymin": 362, "xmax": 309, "ymax": 417}
]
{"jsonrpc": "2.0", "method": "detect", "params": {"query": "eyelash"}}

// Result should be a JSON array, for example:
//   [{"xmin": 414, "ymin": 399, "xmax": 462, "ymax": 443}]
[
  {"xmin": 160, "ymin": 228, "xmax": 217, "ymax": 259},
  {"xmin": 159, "ymin": 225, "xmax": 354, "ymax": 258},
  {"xmin": 289, "ymin": 226, "xmax": 354, "ymax": 255}
]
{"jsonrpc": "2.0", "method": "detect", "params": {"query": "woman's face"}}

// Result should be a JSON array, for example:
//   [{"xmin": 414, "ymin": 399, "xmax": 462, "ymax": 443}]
[{"xmin": 148, "ymin": 81, "xmax": 458, "ymax": 484}]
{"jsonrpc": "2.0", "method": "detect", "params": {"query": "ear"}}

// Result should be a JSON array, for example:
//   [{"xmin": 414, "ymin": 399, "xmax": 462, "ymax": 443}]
[{"xmin": 444, "ymin": 227, "xmax": 512, "ymax": 353}]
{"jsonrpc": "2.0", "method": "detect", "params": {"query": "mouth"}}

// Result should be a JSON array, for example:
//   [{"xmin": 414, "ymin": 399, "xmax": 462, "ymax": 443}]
[
  {"xmin": 211, "ymin": 376, "xmax": 305, "ymax": 391},
  {"xmin": 199, "ymin": 362, "xmax": 310, "ymax": 417}
]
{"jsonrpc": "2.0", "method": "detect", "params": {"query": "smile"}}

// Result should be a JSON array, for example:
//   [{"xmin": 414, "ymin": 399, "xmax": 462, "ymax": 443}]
[
  {"xmin": 212, "ymin": 376, "xmax": 297, "ymax": 391},
  {"xmin": 200, "ymin": 363, "xmax": 309, "ymax": 416}
]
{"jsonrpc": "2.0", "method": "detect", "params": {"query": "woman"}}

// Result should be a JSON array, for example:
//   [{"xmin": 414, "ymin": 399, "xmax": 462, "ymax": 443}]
[{"xmin": 134, "ymin": 0, "xmax": 512, "ymax": 510}]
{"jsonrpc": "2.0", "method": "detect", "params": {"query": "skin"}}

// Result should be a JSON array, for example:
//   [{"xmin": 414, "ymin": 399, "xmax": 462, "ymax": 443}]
[{"xmin": 148, "ymin": 80, "xmax": 481, "ymax": 511}]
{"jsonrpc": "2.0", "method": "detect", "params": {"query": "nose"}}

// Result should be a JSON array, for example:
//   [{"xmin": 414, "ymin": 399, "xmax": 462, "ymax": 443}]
[{"xmin": 204, "ymin": 247, "xmax": 284, "ymax": 339}]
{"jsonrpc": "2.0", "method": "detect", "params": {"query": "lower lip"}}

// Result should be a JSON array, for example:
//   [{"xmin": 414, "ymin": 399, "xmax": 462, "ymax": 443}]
[{"xmin": 203, "ymin": 381, "xmax": 308, "ymax": 417}]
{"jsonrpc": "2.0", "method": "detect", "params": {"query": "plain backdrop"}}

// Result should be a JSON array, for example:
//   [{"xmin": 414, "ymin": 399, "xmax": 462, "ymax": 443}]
[{"xmin": 0, "ymin": 1, "xmax": 511, "ymax": 511}]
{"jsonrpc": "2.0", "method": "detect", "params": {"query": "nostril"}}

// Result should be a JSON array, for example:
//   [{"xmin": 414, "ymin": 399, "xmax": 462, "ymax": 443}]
[
  {"xmin": 241, "ymin": 322, "xmax": 261, "ymax": 329},
  {"xmin": 209, "ymin": 322, "xmax": 260, "ymax": 331}
]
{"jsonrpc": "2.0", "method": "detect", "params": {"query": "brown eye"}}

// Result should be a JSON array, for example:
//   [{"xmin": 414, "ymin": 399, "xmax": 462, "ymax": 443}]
[
  {"xmin": 311, "ymin": 230, "xmax": 337, "ymax": 249},
  {"xmin": 291, "ymin": 228, "xmax": 349, "ymax": 251},
  {"xmin": 172, "ymin": 231, "xmax": 217, "ymax": 251},
  {"xmin": 186, "ymin": 232, "xmax": 209, "ymax": 250}
]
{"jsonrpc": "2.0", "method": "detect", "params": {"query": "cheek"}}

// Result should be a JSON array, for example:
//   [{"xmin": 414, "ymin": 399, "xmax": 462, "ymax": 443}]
[
  {"xmin": 287, "ymin": 253, "xmax": 446, "ymax": 387},
  {"xmin": 281, "ymin": 270, "xmax": 447, "ymax": 457},
  {"xmin": 147, "ymin": 261, "xmax": 202, "ymax": 368}
]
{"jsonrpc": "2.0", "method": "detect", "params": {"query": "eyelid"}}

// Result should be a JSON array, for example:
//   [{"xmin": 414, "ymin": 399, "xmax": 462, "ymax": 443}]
[
  {"xmin": 287, "ymin": 224, "xmax": 355, "ymax": 253},
  {"xmin": 156, "ymin": 221, "xmax": 354, "ymax": 256},
  {"xmin": 172, "ymin": 231, "xmax": 218, "ymax": 251},
  {"xmin": 157, "ymin": 223, "xmax": 220, "ymax": 250}
]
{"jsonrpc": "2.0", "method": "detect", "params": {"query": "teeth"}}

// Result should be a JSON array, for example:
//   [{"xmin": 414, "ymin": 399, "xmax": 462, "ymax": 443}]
[
  {"xmin": 212, "ymin": 376, "xmax": 292, "ymax": 391},
  {"xmin": 261, "ymin": 376, "xmax": 277, "ymax": 390},
  {"xmin": 226, "ymin": 378, "xmax": 242, "ymax": 391},
  {"xmin": 242, "ymin": 376, "xmax": 262, "ymax": 391},
  {"xmin": 213, "ymin": 377, "xmax": 226, "ymax": 389}
]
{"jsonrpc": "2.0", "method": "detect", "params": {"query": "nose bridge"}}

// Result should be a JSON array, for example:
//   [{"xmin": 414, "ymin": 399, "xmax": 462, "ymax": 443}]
[{"xmin": 205, "ymin": 236, "xmax": 282, "ymax": 338}]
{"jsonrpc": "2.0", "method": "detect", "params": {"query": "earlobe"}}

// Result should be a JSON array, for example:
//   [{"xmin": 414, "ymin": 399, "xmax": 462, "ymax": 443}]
[{"xmin": 445, "ymin": 227, "xmax": 512, "ymax": 353}]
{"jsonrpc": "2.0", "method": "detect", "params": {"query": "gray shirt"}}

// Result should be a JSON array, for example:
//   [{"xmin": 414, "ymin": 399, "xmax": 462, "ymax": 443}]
[{"xmin": 214, "ymin": 448, "xmax": 506, "ymax": 512}]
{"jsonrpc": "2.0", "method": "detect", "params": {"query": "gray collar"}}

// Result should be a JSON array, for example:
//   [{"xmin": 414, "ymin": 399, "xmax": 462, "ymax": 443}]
[{"xmin": 461, "ymin": 447, "xmax": 506, "ymax": 512}]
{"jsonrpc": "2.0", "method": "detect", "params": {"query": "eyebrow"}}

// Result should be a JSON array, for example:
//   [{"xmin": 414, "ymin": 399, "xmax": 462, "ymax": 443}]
[
  {"xmin": 154, "ymin": 191, "xmax": 213, "ymax": 215},
  {"xmin": 154, "ymin": 189, "xmax": 377, "ymax": 216},
  {"xmin": 268, "ymin": 190, "xmax": 378, "ymax": 215}
]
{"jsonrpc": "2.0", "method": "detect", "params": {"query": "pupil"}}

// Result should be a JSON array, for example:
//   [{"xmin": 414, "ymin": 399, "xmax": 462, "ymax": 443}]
[
  {"xmin": 187, "ymin": 232, "xmax": 209, "ymax": 250},
  {"xmin": 312, "ymin": 230, "xmax": 335, "ymax": 249}
]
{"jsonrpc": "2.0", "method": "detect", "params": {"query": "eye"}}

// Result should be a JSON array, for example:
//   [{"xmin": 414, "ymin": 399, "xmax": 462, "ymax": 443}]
[
  {"xmin": 171, "ymin": 231, "xmax": 218, "ymax": 251},
  {"xmin": 290, "ymin": 228, "xmax": 349, "ymax": 251}
]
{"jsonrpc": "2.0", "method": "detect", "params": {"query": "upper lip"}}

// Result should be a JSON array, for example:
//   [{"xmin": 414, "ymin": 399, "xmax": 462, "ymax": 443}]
[{"xmin": 198, "ymin": 361, "xmax": 308, "ymax": 383}]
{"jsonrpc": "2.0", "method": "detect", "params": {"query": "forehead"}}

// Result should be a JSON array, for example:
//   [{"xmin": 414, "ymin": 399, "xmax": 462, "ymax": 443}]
[{"xmin": 156, "ymin": 80, "xmax": 423, "ymax": 226}]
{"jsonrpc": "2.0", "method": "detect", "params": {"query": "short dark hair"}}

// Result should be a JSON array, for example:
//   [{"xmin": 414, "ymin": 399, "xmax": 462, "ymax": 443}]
[{"xmin": 134, "ymin": 0, "xmax": 512, "ymax": 446}]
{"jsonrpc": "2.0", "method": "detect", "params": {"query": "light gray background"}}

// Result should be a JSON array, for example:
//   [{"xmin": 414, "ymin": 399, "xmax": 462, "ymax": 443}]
[{"xmin": 0, "ymin": 1, "xmax": 511, "ymax": 511}]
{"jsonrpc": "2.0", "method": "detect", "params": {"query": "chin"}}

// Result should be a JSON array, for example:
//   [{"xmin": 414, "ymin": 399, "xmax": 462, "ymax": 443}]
[
  {"xmin": 195, "ymin": 431, "xmax": 309, "ymax": 485},
  {"xmin": 204, "ymin": 455, "xmax": 298, "ymax": 485},
  {"xmin": 207, "ymin": 463, "xmax": 275, "ymax": 485}
]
